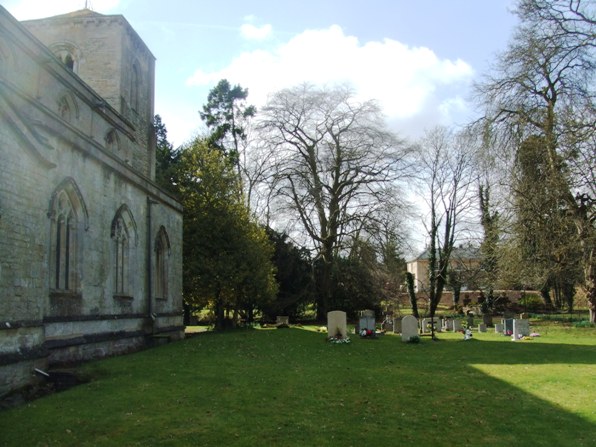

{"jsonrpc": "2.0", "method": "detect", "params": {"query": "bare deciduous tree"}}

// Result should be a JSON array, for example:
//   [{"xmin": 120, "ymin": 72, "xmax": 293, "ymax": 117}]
[
  {"xmin": 415, "ymin": 126, "xmax": 478, "ymax": 337},
  {"xmin": 257, "ymin": 84, "xmax": 411, "ymax": 318},
  {"xmin": 474, "ymin": 0, "xmax": 596, "ymax": 321}
]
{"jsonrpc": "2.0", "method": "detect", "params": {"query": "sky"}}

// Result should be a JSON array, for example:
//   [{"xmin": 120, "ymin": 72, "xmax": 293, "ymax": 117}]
[{"xmin": 3, "ymin": 0, "xmax": 520, "ymax": 148}]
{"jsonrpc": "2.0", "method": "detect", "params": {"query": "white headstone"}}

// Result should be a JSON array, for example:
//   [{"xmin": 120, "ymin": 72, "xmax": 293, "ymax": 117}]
[
  {"xmin": 327, "ymin": 310, "xmax": 347, "ymax": 339},
  {"xmin": 401, "ymin": 315, "xmax": 418, "ymax": 342},
  {"xmin": 494, "ymin": 323, "xmax": 504, "ymax": 333}
]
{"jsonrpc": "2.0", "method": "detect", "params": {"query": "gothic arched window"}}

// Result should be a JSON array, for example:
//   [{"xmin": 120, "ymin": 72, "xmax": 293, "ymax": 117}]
[
  {"xmin": 111, "ymin": 205, "xmax": 137, "ymax": 297},
  {"xmin": 58, "ymin": 96, "xmax": 71, "ymax": 121},
  {"xmin": 155, "ymin": 226, "xmax": 170, "ymax": 300},
  {"xmin": 105, "ymin": 129, "xmax": 119, "ymax": 152},
  {"xmin": 48, "ymin": 178, "xmax": 88, "ymax": 293}
]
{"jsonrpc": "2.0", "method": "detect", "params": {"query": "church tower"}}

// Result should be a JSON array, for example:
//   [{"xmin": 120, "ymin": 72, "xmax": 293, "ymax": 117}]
[{"xmin": 22, "ymin": 9, "xmax": 157, "ymax": 179}]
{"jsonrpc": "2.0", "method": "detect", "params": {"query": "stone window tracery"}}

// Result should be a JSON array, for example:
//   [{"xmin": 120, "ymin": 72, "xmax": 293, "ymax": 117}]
[
  {"xmin": 155, "ymin": 226, "xmax": 170, "ymax": 300},
  {"xmin": 58, "ymin": 96, "xmax": 71, "ymax": 121},
  {"xmin": 54, "ymin": 193, "xmax": 76, "ymax": 290},
  {"xmin": 48, "ymin": 179, "xmax": 88, "ymax": 294},
  {"xmin": 111, "ymin": 205, "xmax": 137, "ymax": 297}
]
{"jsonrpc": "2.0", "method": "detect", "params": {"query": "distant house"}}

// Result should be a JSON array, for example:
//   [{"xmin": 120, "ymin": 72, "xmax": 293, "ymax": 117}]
[{"xmin": 406, "ymin": 246, "xmax": 481, "ymax": 292}]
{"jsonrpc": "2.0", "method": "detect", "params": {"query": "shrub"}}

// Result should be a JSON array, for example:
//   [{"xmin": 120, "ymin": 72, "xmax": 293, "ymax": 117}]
[
  {"xmin": 573, "ymin": 320, "xmax": 595, "ymax": 328},
  {"xmin": 519, "ymin": 294, "xmax": 543, "ymax": 312}
]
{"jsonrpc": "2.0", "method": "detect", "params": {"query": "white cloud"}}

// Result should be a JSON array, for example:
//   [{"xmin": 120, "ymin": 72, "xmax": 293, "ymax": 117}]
[
  {"xmin": 240, "ymin": 23, "xmax": 272, "ymax": 41},
  {"xmin": 186, "ymin": 25, "xmax": 474, "ymax": 127},
  {"xmin": 4, "ymin": 0, "xmax": 121, "ymax": 20}
]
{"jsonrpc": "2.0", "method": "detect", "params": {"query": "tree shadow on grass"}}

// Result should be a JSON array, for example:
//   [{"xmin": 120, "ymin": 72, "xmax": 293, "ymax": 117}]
[{"xmin": 276, "ymin": 328, "xmax": 596, "ymax": 447}]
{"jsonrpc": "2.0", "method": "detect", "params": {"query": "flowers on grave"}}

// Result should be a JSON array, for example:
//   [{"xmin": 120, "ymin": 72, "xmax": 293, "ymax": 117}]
[
  {"xmin": 359, "ymin": 328, "xmax": 378, "ymax": 338},
  {"xmin": 327, "ymin": 335, "xmax": 351, "ymax": 344},
  {"xmin": 327, "ymin": 327, "xmax": 350, "ymax": 344}
]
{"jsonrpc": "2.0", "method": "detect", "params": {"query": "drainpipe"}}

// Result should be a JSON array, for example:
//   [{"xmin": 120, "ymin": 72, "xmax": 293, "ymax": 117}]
[{"xmin": 147, "ymin": 197, "xmax": 158, "ymax": 334}]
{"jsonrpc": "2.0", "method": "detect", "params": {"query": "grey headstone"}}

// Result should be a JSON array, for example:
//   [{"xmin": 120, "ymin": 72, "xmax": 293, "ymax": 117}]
[
  {"xmin": 443, "ymin": 319, "xmax": 453, "ymax": 331},
  {"xmin": 512, "ymin": 319, "xmax": 530, "ymax": 340},
  {"xmin": 392, "ymin": 317, "xmax": 402, "ymax": 334},
  {"xmin": 452, "ymin": 319, "xmax": 462, "ymax": 332},
  {"xmin": 503, "ymin": 318, "xmax": 514, "ymax": 334},
  {"xmin": 478, "ymin": 323, "xmax": 487, "ymax": 333}
]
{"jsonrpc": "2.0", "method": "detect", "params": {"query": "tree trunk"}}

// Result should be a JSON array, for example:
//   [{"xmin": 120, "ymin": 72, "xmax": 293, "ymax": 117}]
[
  {"xmin": 406, "ymin": 272, "xmax": 419, "ymax": 319},
  {"xmin": 214, "ymin": 289, "xmax": 225, "ymax": 330}
]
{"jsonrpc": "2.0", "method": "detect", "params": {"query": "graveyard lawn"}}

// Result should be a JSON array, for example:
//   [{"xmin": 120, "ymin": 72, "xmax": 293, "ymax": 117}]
[{"xmin": 1, "ymin": 326, "xmax": 595, "ymax": 447}]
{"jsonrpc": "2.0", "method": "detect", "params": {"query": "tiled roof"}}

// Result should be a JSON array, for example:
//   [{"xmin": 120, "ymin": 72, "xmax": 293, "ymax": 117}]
[{"xmin": 408, "ymin": 245, "xmax": 480, "ymax": 263}]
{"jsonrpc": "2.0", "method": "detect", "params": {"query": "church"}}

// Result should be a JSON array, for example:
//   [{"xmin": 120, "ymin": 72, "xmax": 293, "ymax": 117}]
[{"xmin": 0, "ymin": 5, "xmax": 184, "ymax": 396}]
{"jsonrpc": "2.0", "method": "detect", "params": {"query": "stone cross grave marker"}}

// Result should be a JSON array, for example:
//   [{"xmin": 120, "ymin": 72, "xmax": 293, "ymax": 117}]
[
  {"xmin": 401, "ymin": 315, "xmax": 418, "ymax": 342},
  {"xmin": 421, "ymin": 317, "xmax": 439, "ymax": 333},
  {"xmin": 327, "ymin": 310, "xmax": 347, "ymax": 339}
]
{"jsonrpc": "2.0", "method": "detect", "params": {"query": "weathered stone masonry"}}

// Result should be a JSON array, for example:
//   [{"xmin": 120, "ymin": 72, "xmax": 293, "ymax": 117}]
[{"xmin": 0, "ymin": 6, "xmax": 183, "ymax": 396}]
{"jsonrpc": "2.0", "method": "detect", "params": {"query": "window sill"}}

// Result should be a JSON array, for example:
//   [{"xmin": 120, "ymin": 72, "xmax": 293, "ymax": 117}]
[{"xmin": 49, "ymin": 290, "xmax": 82, "ymax": 300}]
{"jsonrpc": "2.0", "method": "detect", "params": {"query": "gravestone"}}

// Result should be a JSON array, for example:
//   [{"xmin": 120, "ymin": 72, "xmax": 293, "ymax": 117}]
[
  {"xmin": 276, "ymin": 316, "xmax": 289, "ymax": 325},
  {"xmin": 503, "ymin": 319, "xmax": 514, "ymax": 335},
  {"xmin": 443, "ymin": 319, "xmax": 453, "ymax": 331},
  {"xmin": 327, "ymin": 311, "xmax": 347, "ymax": 339},
  {"xmin": 358, "ymin": 309, "xmax": 376, "ymax": 333},
  {"xmin": 401, "ymin": 315, "xmax": 418, "ymax": 342},
  {"xmin": 452, "ymin": 319, "xmax": 462, "ymax": 332},
  {"xmin": 512, "ymin": 319, "xmax": 530, "ymax": 340},
  {"xmin": 392, "ymin": 317, "xmax": 402, "ymax": 334},
  {"xmin": 478, "ymin": 323, "xmax": 487, "ymax": 333},
  {"xmin": 381, "ymin": 317, "xmax": 393, "ymax": 332},
  {"xmin": 494, "ymin": 323, "xmax": 504, "ymax": 333},
  {"xmin": 421, "ymin": 317, "xmax": 439, "ymax": 333}
]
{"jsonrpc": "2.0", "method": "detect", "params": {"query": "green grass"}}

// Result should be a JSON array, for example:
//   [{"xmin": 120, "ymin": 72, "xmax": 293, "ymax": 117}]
[{"xmin": 1, "ymin": 325, "xmax": 595, "ymax": 446}]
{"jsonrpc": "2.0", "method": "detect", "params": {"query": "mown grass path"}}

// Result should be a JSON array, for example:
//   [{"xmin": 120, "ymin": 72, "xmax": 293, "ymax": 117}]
[{"xmin": 1, "ymin": 326, "xmax": 595, "ymax": 446}]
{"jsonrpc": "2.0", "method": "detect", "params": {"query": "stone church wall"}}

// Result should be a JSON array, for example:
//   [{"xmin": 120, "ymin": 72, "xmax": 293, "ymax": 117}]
[{"xmin": 0, "ymin": 6, "xmax": 183, "ymax": 397}]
